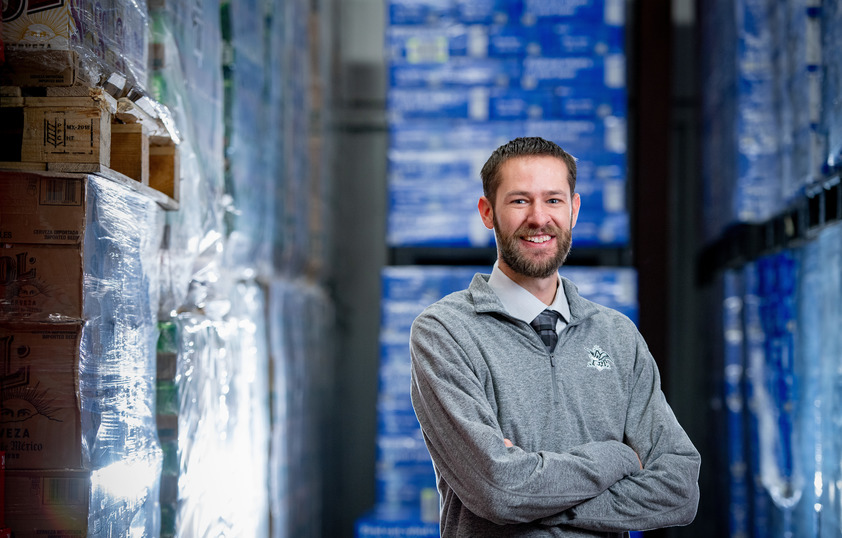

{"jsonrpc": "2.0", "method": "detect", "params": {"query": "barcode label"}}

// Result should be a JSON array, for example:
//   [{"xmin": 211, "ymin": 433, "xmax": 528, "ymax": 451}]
[
  {"xmin": 43, "ymin": 477, "xmax": 87, "ymax": 505},
  {"xmin": 40, "ymin": 178, "xmax": 82, "ymax": 206}
]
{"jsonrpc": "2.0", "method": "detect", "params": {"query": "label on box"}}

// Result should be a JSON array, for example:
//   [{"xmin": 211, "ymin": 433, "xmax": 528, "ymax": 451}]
[
  {"xmin": 5, "ymin": 469, "xmax": 90, "ymax": 538},
  {"xmin": 2, "ymin": 2, "xmax": 74, "ymax": 50},
  {"xmin": 0, "ymin": 322, "xmax": 84, "ymax": 470},
  {"xmin": 0, "ymin": 172, "xmax": 85, "ymax": 245},
  {"xmin": 0, "ymin": 244, "xmax": 83, "ymax": 320}
]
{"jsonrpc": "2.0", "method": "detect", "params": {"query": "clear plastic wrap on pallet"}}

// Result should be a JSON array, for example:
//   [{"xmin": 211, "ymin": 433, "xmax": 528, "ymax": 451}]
[
  {"xmin": 2, "ymin": 174, "xmax": 164, "ymax": 537},
  {"xmin": 0, "ymin": 171, "xmax": 156, "ymax": 321},
  {"xmin": 7, "ymin": 458, "xmax": 163, "ymax": 538},
  {"xmin": 1, "ymin": 0, "xmax": 149, "ymax": 90},
  {"xmin": 174, "ymin": 278, "xmax": 270, "ymax": 538},
  {"xmin": 148, "ymin": 0, "xmax": 226, "ymax": 315},
  {"xmin": 263, "ymin": 0, "xmax": 287, "ymax": 277},
  {"xmin": 795, "ymin": 232, "xmax": 821, "ymax": 538},
  {"xmin": 815, "ymin": 224, "xmax": 842, "ymax": 534},
  {"xmin": 220, "ymin": 0, "xmax": 273, "ymax": 279},
  {"xmin": 268, "ymin": 279, "xmax": 336, "ymax": 537},
  {"xmin": 722, "ymin": 269, "xmax": 749, "ymax": 538},
  {"xmin": 274, "ymin": 0, "xmax": 315, "ymax": 277},
  {"xmin": 822, "ymin": 1, "xmax": 842, "ymax": 172}
]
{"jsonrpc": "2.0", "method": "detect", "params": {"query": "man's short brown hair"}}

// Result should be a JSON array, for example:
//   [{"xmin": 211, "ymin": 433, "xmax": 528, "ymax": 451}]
[{"xmin": 480, "ymin": 137, "xmax": 578, "ymax": 205}]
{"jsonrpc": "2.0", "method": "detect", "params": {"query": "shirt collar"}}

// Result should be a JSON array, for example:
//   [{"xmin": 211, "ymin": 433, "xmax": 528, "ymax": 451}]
[{"xmin": 487, "ymin": 261, "xmax": 570, "ymax": 325}]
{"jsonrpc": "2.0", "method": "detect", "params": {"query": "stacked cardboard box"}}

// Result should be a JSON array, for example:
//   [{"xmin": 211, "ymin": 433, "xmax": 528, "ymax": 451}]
[
  {"xmin": 1, "ymin": 0, "xmax": 149, "ymax": 90},
  {"xmin": 0, "ymin": 170, "xmax": 164, "ymax": 537}
]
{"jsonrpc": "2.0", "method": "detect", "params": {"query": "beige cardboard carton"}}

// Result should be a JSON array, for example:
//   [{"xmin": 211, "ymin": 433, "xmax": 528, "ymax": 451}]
[
  {"xmin": 0, "ymin": 243, "xmax": 83, "ymax": 320},
  {"xmin": 4, "ymin": 469, "xmax": 90, "ymax": 537},
  {"xmin": 0, "ymin": 172, "xmax": 85, "ymax": 246},
  {"xmin": 0, "ymin": 322, "xmax": 84, "ymax": 470}
]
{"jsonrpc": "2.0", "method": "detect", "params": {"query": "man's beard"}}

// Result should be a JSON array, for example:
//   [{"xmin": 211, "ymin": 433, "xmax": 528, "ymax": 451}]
[{"xmin": 494, "ymin": 215, "xmax": 572, "ymax": 279}]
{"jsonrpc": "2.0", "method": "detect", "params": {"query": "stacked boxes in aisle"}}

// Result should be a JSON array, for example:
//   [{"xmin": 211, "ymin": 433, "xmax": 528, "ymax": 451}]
[
  {"xmin": 701, "ymin": 0, "xmax": 827, "ymax": 242},
  {"xmin": 823, "ymin": 0, "xmax": 842, "ymax": 172},
  {"xmin": 717, "ymin": 229, "xmax": 842, "ymax": 536},
  {"xmin": 721, "ymin": 271, "xmax": 749, "ymax": 538},
  {"xmin": 359, "ymin": 265, "xmax": 638, "ymax": 535},
  {"xmin": 1, "ymin": 0, "xmax": 148, "ymax": 90},
  {"xmin": 221, "ymin": 0, "xmax": 272, "ymax": 278},
  {"xmin": 269, "ymin": 281, "xmax": 336, "ymax": 538},
  {"xmin": 275, "ymin": 0, "xmax": 318, "ymax": 276},
  {"xmin": 778, "ymin": 2, "xmax": 825, "ymax": 203},
  {"xmin": 386, "ymin": 0, "xmax": 629, "ymax": 248},
  {"xmin": 169, "ymin": 280, "xmax": 271, "ymax": 537},
  {"xmin": 148, "ymin": 0, "xmax": 226, "ymax": 309},
  {"xmin": 148, "ymin": 0, "xmax": 338, "ymax": 535},
  {"xmin": 359, "ymin": 266, "xmax": 482, "ymax": 536},
  {"xmin": 0, "ymin": 171, "xmax": 165, "ymax": 537},
  {"xmin": 155, "ymin": 319, "xmax": 180, "ymax": 537},
  {"xmin": 723, "ymin": 237, "xmax": 842, "ymax": 536}
]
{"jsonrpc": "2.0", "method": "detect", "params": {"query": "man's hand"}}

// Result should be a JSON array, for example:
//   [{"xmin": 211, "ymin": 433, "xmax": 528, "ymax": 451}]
[{"xmin": 504, "ymin": 438, "xmax": 514, "ymax": 448}]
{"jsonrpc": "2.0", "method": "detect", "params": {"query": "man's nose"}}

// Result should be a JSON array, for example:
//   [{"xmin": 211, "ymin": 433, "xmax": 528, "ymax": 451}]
[{"xmin": 526, "ymin": 204, "xmax": 552, "ymax": 227}]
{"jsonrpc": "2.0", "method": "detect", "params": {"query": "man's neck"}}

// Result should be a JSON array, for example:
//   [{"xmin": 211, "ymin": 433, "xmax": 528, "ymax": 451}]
[{"xmin": 497, "ymin": 261, "xmax": 559, "ymax": 306}]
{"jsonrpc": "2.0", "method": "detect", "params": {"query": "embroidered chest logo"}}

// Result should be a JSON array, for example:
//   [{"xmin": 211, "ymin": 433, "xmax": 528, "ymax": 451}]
[{"xmin": 585, "ymin": 345, "xmax": 614, "ymax": 371}]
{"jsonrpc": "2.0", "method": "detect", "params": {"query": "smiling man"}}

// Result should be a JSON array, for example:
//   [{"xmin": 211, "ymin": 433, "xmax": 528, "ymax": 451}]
[{"xmin": 409, "ymin": 137, "xmax": 700, "ymax": 537}]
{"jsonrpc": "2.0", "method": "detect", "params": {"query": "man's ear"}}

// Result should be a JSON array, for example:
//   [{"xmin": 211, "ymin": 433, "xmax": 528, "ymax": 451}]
[
  {"xmin": 571, "ymin": 192, "xmax": 581, "ymax": 228},
  {"xmin": 478, "ymin": 196, "xmax": 494, "ymax": 230}
]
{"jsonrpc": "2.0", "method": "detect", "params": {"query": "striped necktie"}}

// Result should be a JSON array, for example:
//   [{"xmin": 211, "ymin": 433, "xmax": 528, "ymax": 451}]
[{"xmin": 530, "ymin": 309, "xmax": 560, "ymax": 353}]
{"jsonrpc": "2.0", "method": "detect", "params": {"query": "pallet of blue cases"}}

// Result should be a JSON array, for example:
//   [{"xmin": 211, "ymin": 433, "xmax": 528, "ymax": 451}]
[{"xmin": 386, "ymin": 0, "xmax": 629, "ymax": 249}]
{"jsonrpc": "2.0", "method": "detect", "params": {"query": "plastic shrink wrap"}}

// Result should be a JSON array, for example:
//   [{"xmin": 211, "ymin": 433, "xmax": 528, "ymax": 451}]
[
  {"xmin": 169, "ymin": 279, "xmax": 270, "ymax": 538},
  {"xmin": 1, "ymin": 172, "xmax": 164, "ymax": 537},
  {"xmin": 220, "ymin": 0, "xmax": 273, "ymax": 279},
  {"xmin": 148, "ymin": 0, "xmax": 226, "ymax": 317},
  {"xmin": 1, "ymin": 0, "xmax": 149, "ymax": 91},
  {"xmin": 269, "ymin": 280, "xmax": 336, "ymax": 537},
  {"xmin": 721, "ymin": 227, "xmax": 842, "ymax": 537}
]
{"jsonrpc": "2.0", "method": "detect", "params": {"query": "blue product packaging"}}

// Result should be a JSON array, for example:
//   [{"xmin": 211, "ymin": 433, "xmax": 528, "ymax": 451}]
[
  {"xmin": 524, "ymin": 118, "xmax": 628, "ymax": 157},
  {"xmin": 818, "ymin": 224, "xmax": 842, "ymax": 534},
  {"xmin": 823, "ymin": 4, "xmax": 842, "ymax": 171},
  {"xmin": 355, "ymin": 509, "xmax": 439, "ymax": 537},
  {"xmin": 521, "ymin": 53, "xmax": 625, "ymax": 90},
  {"xmin": 454, "ymin": 0, "xmax": 516, "ymax": 24},
  {"xmin": 389, "ymin": 56, "xmax": 522, "ymax": 88},
  {"xmin": 559, "ymin": 266, "xmax": 638, "ymax": 323},
  {"xmin": 387, "ymin": 184, "xmax": 495, "ymax": 247},
  {"xmin": 722, "ymin": 270, "xmax": 750, "ymax": 538},
  {"xmin": 388, "ymin": 148, "xmax": 486, "ymax": 183},
  {"xmin": 575, "ymin": 177, "xmax": 626, "ymax": 214},
  {"xmin": 387, "ymin": 87, "xmax": 490, "ymax": 121},
  {"xmin": 382, "ymin": 265, "xmax": 483, "ymax": 302},
  {"xmin": 742, "ymin": 261, "xmax": 773, "ymax": 535},
  {"xmin": 388, "ymin": 0, "xmax": 454, "ymax": 25},
  {"xmin": 569, "ymin": 210, "xmax": 629, "ymax": 247},
  {"xmin": 516, "ymin": 0, "xmax": 625, "ymax": 26},
  {"xmin": 387, "ymin": 24, "xmax": 488, "ymax": 62},
  {"xmin": 388, "ymin": 85, "xmax": 625, "ymax": 121},
  {"xmin": 487, "ymin": 21, "xmax": 625, "ymax": 58},
  {"xmin": 389, "ymin": 120, "xmax": 521, "ymax": 151}
]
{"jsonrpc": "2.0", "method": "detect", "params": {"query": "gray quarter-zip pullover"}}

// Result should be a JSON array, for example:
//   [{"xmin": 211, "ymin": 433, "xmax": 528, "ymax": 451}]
[{"xmin": 410, "ymin": 273, "xmax": 700, "ymax": 537}]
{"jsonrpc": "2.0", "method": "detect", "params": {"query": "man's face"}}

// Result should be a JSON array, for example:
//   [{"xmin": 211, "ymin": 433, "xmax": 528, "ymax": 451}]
[{"xmin": 479, "ymin": 156, "xmax": 580, "ymax": 280}]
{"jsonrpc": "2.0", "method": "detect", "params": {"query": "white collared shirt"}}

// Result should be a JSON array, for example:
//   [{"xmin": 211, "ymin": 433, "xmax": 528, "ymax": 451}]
[{"xmin": 487, "ymin": 261, "xmax": 570, "ymax": 334}]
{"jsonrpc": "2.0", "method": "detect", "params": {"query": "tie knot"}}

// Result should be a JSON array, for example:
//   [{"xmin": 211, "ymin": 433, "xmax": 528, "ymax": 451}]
[
  {"xmin": 530, "ymin": 310, "xmax": 560, "ymax": 353},
  {"xmin": 531, "ymin": 309, "xmax": 559, "ymax": 330}
]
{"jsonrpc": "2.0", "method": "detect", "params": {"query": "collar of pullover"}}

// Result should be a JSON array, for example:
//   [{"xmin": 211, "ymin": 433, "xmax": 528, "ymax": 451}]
[{"xmin": 469, "ymin": 273, "xmax": 598, "ymax": 325}]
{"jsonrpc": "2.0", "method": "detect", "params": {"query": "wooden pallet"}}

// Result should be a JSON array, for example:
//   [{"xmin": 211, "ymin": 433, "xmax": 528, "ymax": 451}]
[{"xmin": 0, "ymin": 86, "xmax": 180, "ymax": 209}]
